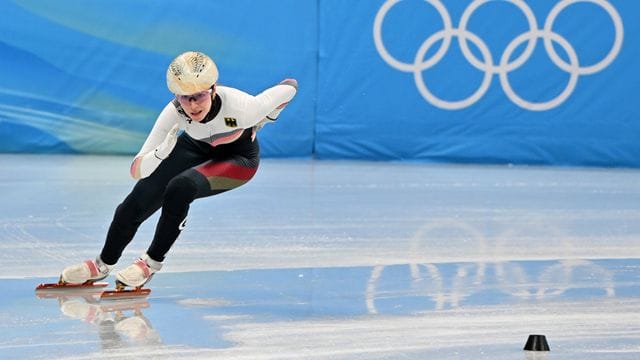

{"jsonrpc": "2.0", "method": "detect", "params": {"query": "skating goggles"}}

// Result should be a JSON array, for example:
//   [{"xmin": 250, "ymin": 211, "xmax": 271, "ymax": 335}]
[{"xmin": 176, "ymin": 89, "xmax": 212, "ymax": 103}]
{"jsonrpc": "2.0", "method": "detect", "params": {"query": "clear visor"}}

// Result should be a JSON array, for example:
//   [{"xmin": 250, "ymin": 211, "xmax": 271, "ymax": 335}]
[{"xmin": 176, "ymin": 88, "xmax": 213, "ymax": 103}]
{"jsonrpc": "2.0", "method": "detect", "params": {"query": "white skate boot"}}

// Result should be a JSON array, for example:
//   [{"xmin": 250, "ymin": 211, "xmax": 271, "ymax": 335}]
[
  {"xmin": 61, "ymin": 257, "xmax": 112, "ymax": 285},
  {"xmin": 115, "ymin": 254, "xmax": 162, "ymax": 289}
]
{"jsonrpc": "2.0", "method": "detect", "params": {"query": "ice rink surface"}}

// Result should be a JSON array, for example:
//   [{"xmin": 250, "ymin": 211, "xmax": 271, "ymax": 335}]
[{"xmin": 1, "ymin": 154, "xmax": 639, "ymax": 359}]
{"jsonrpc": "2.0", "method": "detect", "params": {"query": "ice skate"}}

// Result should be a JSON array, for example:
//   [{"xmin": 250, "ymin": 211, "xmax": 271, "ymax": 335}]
[
  {"xmin": 60, "ymin": 257, "xmax": 112, "ymax": 285},
  {"xmin": 36, "ymin": 257, "xmax": 112, "ymax": 292},
  {"xmin": 101, "ymin": 254, "xmax": 161, "ymax": 300},
  {"xmin": 116, "ymin": 254, "xmax": 162, "ymax": 289}
]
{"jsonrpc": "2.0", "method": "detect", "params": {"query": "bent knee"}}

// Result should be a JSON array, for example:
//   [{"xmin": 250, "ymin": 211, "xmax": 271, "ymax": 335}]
[{"xmin": 164, "ymin": 176, "xmax": 198, "ymax": 206}]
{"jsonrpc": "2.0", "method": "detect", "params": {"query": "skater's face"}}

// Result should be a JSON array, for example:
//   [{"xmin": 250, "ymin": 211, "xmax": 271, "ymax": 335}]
[{"xmin": 176, "ymin": 86, "xmax": 215, "ymax": 122}]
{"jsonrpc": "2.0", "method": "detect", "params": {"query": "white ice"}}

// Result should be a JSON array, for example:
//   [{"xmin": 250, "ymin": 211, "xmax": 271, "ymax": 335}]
[{"xmin": 0, "ymin": 154, "xmax": 639, "ymax": 359}]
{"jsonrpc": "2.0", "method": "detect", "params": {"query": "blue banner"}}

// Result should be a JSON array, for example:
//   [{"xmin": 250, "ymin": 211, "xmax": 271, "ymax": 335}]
[
  {"xmin": 0, "ymin": 0, "xmax": 316, "ymax": 156},
  {"xmin": 318, "ymin": 0, "xmax": 638, "ymax": 166},
  {"xmin": 1, "ymin": 0, "xmax": 639, "ymax": 167}
]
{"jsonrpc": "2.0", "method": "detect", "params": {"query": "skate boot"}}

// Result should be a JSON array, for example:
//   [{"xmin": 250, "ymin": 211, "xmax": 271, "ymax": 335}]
[
  {"xmin": 61, "ymin": 257, "xmax": 112, "ymax": 285},
  {"xmin": 115, "ymin": 254, "xmax": 162, "ymax": 289}
]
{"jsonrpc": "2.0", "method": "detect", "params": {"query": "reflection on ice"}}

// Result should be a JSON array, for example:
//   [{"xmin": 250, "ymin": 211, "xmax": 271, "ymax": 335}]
[
  {"xmin": 2, "ymin": 156, "xmax": 640, "ymax": 359},
  {"xmin": 11, "ymin": 258, "xmax": 640, "ymax": 359},
  {"xmin": 36, "ymin": 291, "xmax": 160, "ymax": 351},
  {"xmin": 366, "ymin": 259, "xmax": 622, "ymax": 314}
]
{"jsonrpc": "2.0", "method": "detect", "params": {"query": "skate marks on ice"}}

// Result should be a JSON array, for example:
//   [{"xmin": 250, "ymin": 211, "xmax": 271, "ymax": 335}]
[
  {"xmin": 1, "ymin": 156, "xmax": 640, "ymax": 358},
  {"xmin": 1, "ymin": 258, "xmax": 638, "ymax": 359},
  {"xmin": 3, "ymin": 156, "xmax": 640, "ymax": 278}
]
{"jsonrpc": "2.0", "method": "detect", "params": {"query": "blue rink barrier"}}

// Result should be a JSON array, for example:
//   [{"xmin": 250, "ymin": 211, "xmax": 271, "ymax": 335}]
[{"xmin": 0, "ymin": 1, "xmax": 638, "ymax": 167}]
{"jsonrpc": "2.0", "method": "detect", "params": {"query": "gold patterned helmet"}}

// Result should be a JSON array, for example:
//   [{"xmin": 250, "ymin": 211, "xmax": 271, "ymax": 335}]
[{"xmin": 166, "ymin": 51, "xmax": 218, "ymax": 95}]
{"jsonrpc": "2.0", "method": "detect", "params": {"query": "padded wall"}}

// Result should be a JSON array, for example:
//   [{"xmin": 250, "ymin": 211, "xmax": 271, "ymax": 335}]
[{"xmin": 1, "ymin": 0, "xmax": 638, "ymax": 167}]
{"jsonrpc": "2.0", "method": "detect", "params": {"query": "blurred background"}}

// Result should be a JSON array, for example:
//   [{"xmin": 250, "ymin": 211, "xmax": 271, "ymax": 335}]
[{"xmin": 1, "ymin": 0, "xmax": 637, "ymax": 167}]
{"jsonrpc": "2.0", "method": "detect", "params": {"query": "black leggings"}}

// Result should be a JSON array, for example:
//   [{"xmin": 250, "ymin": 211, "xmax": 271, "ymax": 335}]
[{"xmin": 100, "ymin": 130, "xmax": 259, "ymax": 264}]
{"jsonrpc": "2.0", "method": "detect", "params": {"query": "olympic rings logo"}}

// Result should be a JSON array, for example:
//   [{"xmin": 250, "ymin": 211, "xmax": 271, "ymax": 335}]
[{"xmin": 373, "ymin": 0, "xmax": 624, "ymax": 111}]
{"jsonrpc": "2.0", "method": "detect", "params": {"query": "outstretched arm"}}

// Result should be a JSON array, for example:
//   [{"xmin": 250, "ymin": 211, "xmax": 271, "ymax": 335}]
[
  {"xmin": 242, "ymin": 78, "xmax": 298, "ymax": 128},
  {"xmin": 265, "ymin": 79, "xmax": 298, "ymax": 120},
  {"xmin": 130, "ymin": 104, "xmax": 181, "ymax": 180}
]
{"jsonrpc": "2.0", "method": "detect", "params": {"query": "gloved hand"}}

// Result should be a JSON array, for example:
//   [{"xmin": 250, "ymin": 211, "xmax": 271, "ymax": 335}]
[
  {"xmin": 154, "ymin": 124, "xmax": 180, "ymax": 159},
  {"xmin": 279, "ymin": 78, "xmax": 298, "ymax": 90},
  {"xmin": 266, "ymin": 78, "xmax": 298, "ymax": 121}
]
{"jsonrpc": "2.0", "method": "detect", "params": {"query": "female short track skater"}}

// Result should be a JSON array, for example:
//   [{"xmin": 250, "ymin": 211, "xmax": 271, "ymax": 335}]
[{"xmin": 60, "ymin": 51, "xmax": 297, "ymax": 289}]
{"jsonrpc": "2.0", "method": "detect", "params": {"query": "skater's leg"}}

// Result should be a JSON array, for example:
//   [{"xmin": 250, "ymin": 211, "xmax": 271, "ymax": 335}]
[
  {"xmin": 144, "ymin": 175, "xmax": 198, "ymax": 261},
  {"xmin": 99, "ymin": 183, "xmax": 164, "ymax": 265},
  {"xmin": 99, "ymin": 136, "xmax": 208, "ymax": 265},
  {"xmin": 116, "ymin": 137, "xmax": 259, "ymax": 288},
  {"xmin": 145, "ymin": 155, "xmax": 260, "ymax": 262}
]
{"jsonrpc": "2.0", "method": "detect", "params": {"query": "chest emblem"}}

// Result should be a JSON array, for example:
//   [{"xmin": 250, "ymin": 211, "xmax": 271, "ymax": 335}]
[{"xmin": 224, "ymin": 117, "xmax": 238, "ymax": 127}]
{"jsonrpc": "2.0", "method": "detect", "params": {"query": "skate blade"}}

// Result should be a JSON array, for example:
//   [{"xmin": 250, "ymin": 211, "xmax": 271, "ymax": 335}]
[
  {"xmin": 100, "ymin": 288, "xmax": 151, "ymax": 301},
  {"xmin": 35, "ymin": 282, "xmax": 109, "ymax": 291},
  {"xmin": 35, "ymin": 282, "xmax": 109, "ymax": 298}
]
